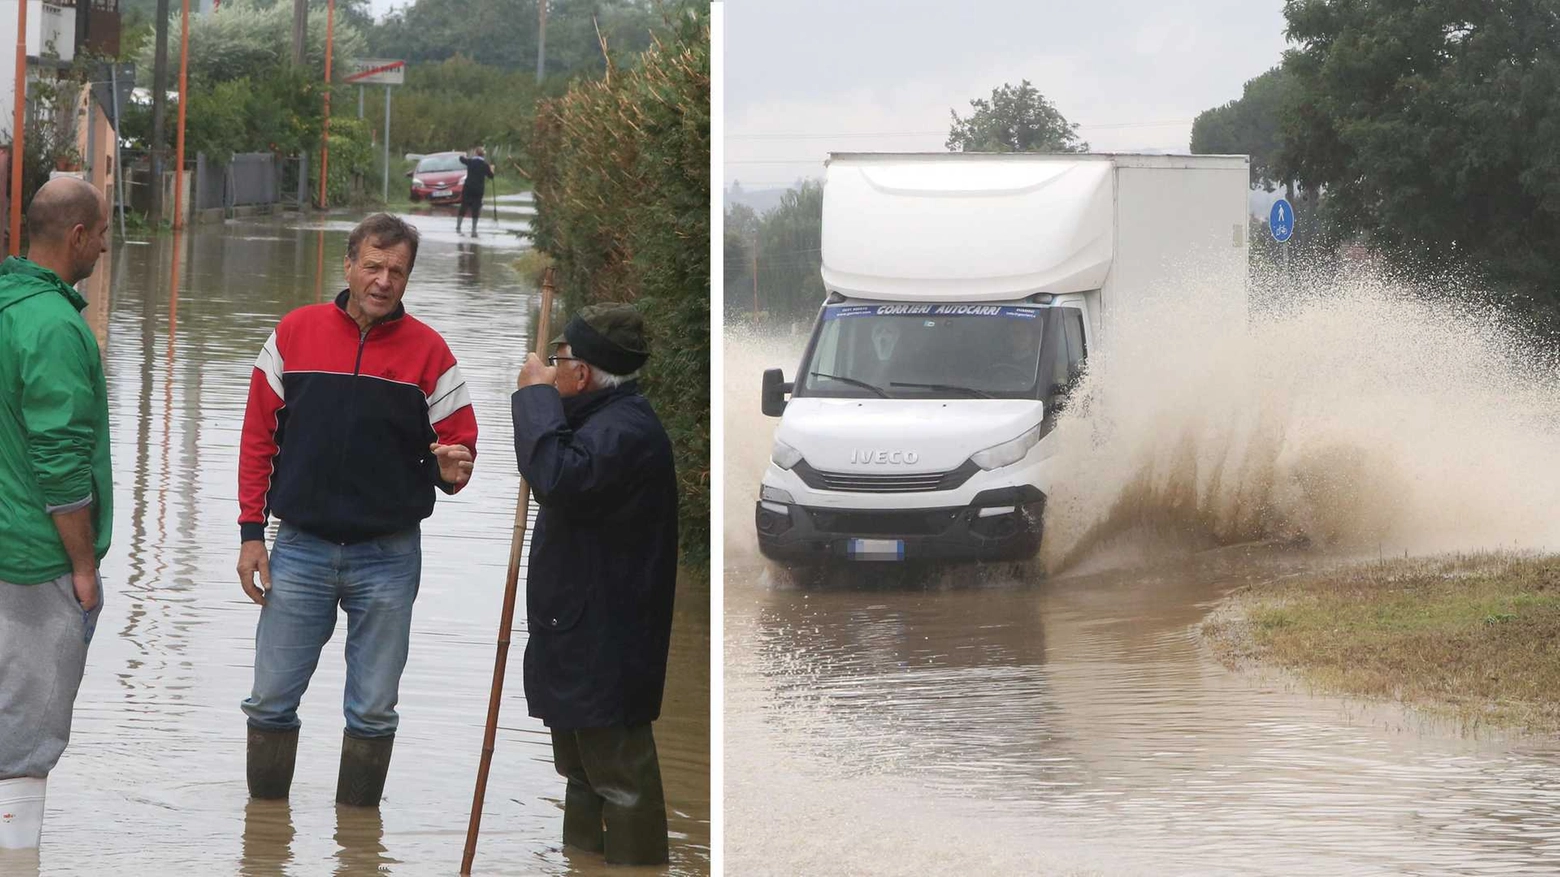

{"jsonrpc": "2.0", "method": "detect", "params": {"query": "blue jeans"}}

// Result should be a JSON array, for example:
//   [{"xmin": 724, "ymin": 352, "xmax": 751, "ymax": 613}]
[{"xmin": 241, "ymin": 523, "xmax": 421, "ymax": 738}]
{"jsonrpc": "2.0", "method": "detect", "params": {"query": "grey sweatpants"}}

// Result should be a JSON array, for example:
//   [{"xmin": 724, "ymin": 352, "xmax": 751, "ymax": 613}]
[{"xmin": 0, "ymin": 573, "xmax": 100, "ymax": 779}]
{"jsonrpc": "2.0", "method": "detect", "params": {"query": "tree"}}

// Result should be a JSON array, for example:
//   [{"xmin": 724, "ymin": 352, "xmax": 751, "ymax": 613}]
[
  {"xmin": 1280, "ymin": 0, "xmax": 1560, "ymax": 329},
  {"xmin": 134, "ymin": 0, "xmax": 368, "ymax": 88},
  {"xmin": 753, "ymin": 180, "xmax": 825, "ymax": 319},
  {"xmin": 369, "ymin": 0, "xmax": 659, "ymax": 76},
  {"xmin": 947, "ymin": 80, "xmax": 1087, "ymax": 153},
  {"xmin": 723, "ymin": 201, "xmax": 758, "ymax": 317},
  {"xmin": 1190, "ymin": 66, "xmax": 1297, "ymax": 192}
]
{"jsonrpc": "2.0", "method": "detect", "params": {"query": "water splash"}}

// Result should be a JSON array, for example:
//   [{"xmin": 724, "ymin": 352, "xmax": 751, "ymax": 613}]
[{"xmin": 1041, "ymin": 265, "xmax": 1560, "ymax": 571}]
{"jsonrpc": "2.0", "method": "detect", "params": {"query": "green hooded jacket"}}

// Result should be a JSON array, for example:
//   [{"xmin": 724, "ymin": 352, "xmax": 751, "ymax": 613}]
[{"xmin": 0, "ymin": 256, "xmax": 112, "ymax": 584}]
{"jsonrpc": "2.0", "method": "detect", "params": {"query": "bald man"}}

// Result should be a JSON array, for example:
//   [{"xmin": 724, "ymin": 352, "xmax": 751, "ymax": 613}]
[{"xmin": 0, "ymin": 177, "xmax": 111, "ymax": 851}]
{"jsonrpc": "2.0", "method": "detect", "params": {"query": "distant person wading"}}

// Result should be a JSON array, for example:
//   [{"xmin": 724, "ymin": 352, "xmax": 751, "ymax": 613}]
[{"xmin": 456, "ymin": 147, "xmax": 496, "ymax": 236}]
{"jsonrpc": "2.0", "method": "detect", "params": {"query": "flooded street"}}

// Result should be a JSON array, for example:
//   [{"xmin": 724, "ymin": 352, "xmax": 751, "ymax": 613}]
[
  {"xmin": 16, "ymin": 212, "xmax": 708, "ymax": 876},
  {"xmin": 725, "ymin": 553, "xmax": 1560, "ymax": 876},
  {"xmin": 723, "ymin": 328, "xmax": 1560, "ymax": 876}
]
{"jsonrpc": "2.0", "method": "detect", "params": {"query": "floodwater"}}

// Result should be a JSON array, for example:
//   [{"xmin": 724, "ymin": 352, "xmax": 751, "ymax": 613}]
[
  {"xmin": 723, "ymin": 283, "xmax": 1560, "ymax": 876},
  {"xmin": 5, "ymin": 211, "xmax": 709, "ymax": 876}
]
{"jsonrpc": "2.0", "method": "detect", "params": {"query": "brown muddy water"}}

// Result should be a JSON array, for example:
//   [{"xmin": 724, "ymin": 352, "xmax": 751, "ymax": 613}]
[
  {"xmin": 723, "ymin": 274, "xmax": 1560, "ymax": 876},
  {"xmin": 4, "ymin": 214, "xmax": 708, "ymax": 877}
]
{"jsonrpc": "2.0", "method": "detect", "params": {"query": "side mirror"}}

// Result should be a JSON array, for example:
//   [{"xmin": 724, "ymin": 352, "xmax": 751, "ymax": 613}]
[
  {"xmin": 761, "ymin": 368, "xmax": 792, "ymax": 417},
  {"xmin": 404, "ymin": 170, "xmax": 414, "ymax": 178},
  {"xmin": 1047, "ymin": 382, "xmax": 1071, "ymax": 414}
]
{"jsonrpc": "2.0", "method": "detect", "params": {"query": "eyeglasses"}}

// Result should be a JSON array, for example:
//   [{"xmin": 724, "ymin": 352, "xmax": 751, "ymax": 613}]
[{"xmin": 546, "ymin": 355, "xmax": 584, "ymax": 367}]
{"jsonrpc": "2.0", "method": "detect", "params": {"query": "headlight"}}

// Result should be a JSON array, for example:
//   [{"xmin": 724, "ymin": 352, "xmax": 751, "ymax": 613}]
[
  {"xmin": 760, "ymin": 485, "xmax": 794, "ymax": 504},
  {"xmin": 411, "ymin": 177, "xmax": 424, "ymax": 187},
  {"xmin": 459, "ymin": 173, "xmax": 468, "ymax": 183},
  {"xmin": 970, "ymin": 424, "xmax": 1041, "ymax": 470},
  {"xmin": 771, "ymin": 439, "xmax": 803, "ymax": 470}
]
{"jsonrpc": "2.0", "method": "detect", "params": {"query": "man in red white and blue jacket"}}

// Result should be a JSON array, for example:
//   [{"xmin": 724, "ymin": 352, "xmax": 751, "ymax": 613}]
[{"xmin": 234, "ymin": 214, "xmax": 477, "ymax": 809}]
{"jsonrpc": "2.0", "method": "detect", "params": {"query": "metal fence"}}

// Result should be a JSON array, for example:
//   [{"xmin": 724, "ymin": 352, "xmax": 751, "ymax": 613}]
[
  {"xmin": 194, "ymin": 152, "xmax": 282, "ymax": 213},
  {"xmin": 230, "ymin": 153, "xmax": 279, "ymax": 207}
]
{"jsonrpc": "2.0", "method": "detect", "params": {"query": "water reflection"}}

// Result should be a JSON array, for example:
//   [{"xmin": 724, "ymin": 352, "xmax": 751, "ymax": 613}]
[
  {"xmin": 333, "ymin": 805, "xmax": 398, "ymax": 876},
  {"xmin": 239, "ymin": 800, "xmax": 295, "ymax": 876},
  {"xmin": 457, "ymin": 241, "xmax": 480, "ymax": 282}
]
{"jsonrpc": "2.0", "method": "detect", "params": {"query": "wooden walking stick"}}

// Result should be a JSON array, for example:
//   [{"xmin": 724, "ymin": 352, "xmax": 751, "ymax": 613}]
[
  {"xmin": 490, "ymin": 163, "xmax": 499, "ymax": 228},
  {"xmin": 460, "ymin": 266, "xmax": 556, "ymax": 875}
]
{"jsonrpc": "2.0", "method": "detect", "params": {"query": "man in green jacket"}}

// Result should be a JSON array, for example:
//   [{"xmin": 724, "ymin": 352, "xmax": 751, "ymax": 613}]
[{"xmin": 0, "ymin": 177, "xmax": 112, "ymax": 851}]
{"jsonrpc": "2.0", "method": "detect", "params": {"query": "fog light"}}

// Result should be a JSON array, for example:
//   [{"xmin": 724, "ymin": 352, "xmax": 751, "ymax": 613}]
[
  {"xmin": 756, "ymin": 499, "xmax": 793, "ymax": 535},
  {"xmin": 977, "ymin": 505, "xmax": 1017, "ymax": 518}
]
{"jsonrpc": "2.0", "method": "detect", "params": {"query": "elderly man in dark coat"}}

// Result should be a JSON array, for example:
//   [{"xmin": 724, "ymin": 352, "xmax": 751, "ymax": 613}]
[{"xmin": 510, "ymin": 302, "xmax": 679, "ymax": 866}]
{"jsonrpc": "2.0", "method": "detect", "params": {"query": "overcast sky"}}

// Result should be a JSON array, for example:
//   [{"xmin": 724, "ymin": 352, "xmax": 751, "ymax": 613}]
[
  {"xmin": 725, "ymin": 0, "xmax": 1292, "ymax": 191},
  {"xmin": 367, "ymin": 0, "xmax": 405, "ymax": 20}
]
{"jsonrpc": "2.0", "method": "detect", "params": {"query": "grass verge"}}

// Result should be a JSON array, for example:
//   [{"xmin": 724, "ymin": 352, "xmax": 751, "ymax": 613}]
[{"xmin": 1201, "ymin": 553, "xmax": 1560, "ymax": 734}]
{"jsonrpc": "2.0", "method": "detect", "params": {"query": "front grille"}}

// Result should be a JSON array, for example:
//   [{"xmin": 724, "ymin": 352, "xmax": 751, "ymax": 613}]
[
  {"xmin": 818, "ymin": 471, "xmax": 947, "ymax": 492},
  {"xmin": 807, "ymin": 508, "xmax": 961, "ymax": 536},
  {"xmin": 794, "ymin": 459, "xmax": 978, "ymax": 493}
]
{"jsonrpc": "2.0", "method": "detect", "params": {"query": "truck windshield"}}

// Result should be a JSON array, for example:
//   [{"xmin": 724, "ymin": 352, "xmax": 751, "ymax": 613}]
[{"xmin": 797, "ymin": 303, "xmax": 1085, "ymax": 401}]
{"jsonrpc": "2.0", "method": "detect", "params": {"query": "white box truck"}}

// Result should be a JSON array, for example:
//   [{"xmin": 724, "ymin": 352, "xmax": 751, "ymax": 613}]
[{"xmin": 756, "ymin": 152, "xmax": 1250, "ymax": 563}]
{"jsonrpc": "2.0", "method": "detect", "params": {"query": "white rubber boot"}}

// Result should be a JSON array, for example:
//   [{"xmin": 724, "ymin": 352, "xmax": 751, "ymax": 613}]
[{"xmin": 0, "ymin": 777, "xmax": 46, "ymax": 849}]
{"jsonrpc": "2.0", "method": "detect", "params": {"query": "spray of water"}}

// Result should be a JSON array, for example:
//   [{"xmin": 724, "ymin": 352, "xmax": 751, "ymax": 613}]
[
  {"xmin": 723, "ymin": 326, "xmax": 806, "ymax": 570},
  {"xmin": 1040, "ymin": 265, "xmax": 1560, "ymax": 571}
]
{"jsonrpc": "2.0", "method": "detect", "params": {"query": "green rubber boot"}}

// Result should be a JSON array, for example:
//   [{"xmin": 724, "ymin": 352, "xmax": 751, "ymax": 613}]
[
  {"xmin": 246, "ymin": 727, "xmax": 299, "ymax": 800},
  {"xmin": 335, "ymin": 732, "xmax": 394, "ymax": 807}
]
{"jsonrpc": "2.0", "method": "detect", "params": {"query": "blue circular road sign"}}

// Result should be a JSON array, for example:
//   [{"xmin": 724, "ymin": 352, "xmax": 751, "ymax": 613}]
[{"xmin": 1270, "ymin": 198, "xmax": 1295, "ymax": 243}]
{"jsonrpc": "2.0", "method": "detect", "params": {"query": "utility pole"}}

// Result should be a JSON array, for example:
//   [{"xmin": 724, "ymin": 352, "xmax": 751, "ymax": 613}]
[
  {"xmin": 317, "ymin": 0, "xmax": 335, "ymax": 209},
  {"xmin": 535, "ymin": 0, "xmax": 546, "ymax": 83},
  {"xmin": 9, "ymin": 0, "xmax": 25, "ymax": 255},
  {"xmin": 150, "ymin": 0, "xmax": 171, "ymax": 225},
  {"xmin": 751, "ymin": 238, "xmax": 759, "ymax": 314},
  {"xmin": 291, "ymin": 0, "xmax": 307, "ymax": 66},
  {"xmin": 173, "ymin": 0, "xmax": 191, "ymax": 229}
]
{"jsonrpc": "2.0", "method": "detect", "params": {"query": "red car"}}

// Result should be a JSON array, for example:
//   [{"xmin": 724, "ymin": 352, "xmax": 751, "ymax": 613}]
[{"xmin": 408, "ymin": 152, "xmax": 467, "ymax": 204}]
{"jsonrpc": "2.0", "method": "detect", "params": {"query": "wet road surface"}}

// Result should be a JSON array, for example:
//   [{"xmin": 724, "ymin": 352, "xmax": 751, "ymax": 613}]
[{"xmin": 724, "ymin": 548, "xmax": 1560, "ymax": 876}]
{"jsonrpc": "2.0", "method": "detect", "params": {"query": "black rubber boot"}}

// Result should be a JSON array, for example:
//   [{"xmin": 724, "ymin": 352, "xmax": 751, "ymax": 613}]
[
  {"xmin": 552, "ymin": 729, "xmax": 606, "ymax": 852},
  {"xmin": 335, "ymin": 732, "xmax": 394, "ymax": 807},
  {"xmin": 579, "ymin": 726, "xmax": 669, "ymax": 866},
  {"xmin": 562, "ymin": 778, "xmax": 606, "ymax": 853},
  {"xmin": 246, "ymin": 727, "xmax": 299, "ymax": 800}
]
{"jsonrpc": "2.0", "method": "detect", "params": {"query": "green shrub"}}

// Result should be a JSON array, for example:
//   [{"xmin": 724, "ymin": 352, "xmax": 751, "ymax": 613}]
[{"xmin": 527, "ymin": 3, "xmax": 709, "ymax": 563}]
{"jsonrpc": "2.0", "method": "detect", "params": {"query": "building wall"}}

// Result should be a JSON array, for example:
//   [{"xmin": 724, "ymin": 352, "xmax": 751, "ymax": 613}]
[{"xmin": 0, "ymin": 0, "xmax": 77, "ymax": 136}]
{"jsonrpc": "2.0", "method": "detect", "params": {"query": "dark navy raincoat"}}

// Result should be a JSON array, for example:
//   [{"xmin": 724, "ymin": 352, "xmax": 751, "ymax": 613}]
[{"xmin": 511, "ymin": 381, "xmax": 679, "ymax": 730}]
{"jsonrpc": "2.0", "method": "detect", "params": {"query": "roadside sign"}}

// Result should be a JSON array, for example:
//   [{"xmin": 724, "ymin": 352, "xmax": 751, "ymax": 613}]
[
  {"xmin": 1269, "ymin": 197, "xmax": 1295, "ymax": 243},
  {"xmin": 344, "ymin": 59, "xmax": 406, "ymax": 86}
]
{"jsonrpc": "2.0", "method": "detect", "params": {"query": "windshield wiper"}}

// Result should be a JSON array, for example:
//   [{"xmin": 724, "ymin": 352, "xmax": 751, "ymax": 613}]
[
  {"xmin": 809, "ymin": 371, "xmax": 891, "ymax": 398},
  {"xmin": 890, "ymin": 381, "xmax": 993, "ymax": 399}
]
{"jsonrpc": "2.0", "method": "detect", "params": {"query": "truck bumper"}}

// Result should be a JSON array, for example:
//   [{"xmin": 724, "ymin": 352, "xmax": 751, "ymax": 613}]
[{"xmin": 755, "ymin": 488, "xmax": 1045, "ymax": 563}]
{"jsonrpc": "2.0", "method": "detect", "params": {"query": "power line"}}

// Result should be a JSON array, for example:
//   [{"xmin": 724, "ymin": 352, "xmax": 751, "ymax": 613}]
[
  {"xmin": 727, "ymin": 120, "xmax": 1195, "ymax": 141},
  {"xmin": 730, "ymin": 131, "xmax": 944, "ymax": 141}
]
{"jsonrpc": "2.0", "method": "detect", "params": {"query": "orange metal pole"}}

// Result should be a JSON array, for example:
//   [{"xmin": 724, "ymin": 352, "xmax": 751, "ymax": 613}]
[
  {"xmin": 172, "ymin": 0, "xmax": 190, "ymax": 229},
  {"xmin": 9, "ymin": 0, "xmax": 27, "ymax": 255},
  {"xmin": 317, "ymin": 0, "xmax": 334, "ymax": 209}
]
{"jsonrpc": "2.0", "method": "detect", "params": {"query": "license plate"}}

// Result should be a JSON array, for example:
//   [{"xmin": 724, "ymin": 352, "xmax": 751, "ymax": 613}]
[
  {"xmin": 847, "ymin": 538, "xmax": 904, "ymax": 561},
  {"xmin": 431, "ymin": 190, "xmax": 455, "ymax": 198}
]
